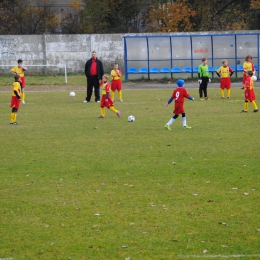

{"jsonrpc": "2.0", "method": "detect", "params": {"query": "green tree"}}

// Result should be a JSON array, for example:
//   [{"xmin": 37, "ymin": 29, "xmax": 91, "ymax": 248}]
[
  {"xmin": 64, "ymin": 0, "xmax": 149, "ymax": 33},
  {"xmin": 250, "ymin": 0, "xmax": 260, "ymax": 30},
  {"xmin": 144, "ymin": 0, "xmax": 260, "ymax": 32},
  {"xmin": 61, "ymin": 0, "xmax": 83, "ymax": 34},
  {"xmin": 77, "ymin": 0, "xmax": 112, "ymax": 33},
  {"xmin": 108, "ymin": 0, "xmax": 150, "ymax": 33},
  {"xmin": 0, "ymin": 0, "xmax": 60, "ymax": 34},
  {"xmin": 186, "ymin": 0, "xmax": 260, "ymax": 31}
]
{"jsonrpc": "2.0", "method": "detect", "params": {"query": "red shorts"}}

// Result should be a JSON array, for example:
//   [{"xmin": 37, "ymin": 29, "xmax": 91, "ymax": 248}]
[
  {"xmin": 220, "ymin": 77, "xmax": 231, "ymax": 89},
  {"xmin": 173, "ymin": 102, "xmax": 185, "ymax": 115},
  {"xmin": 101, "ymin": 94, "xmax": 114, "ymax": 108},
  {"xmin": 10, "ymin": 96, "xmax": 21, "ymax": 109},
  {"xmin": 20, "ymin": 76, "xmax": 26, "ymax": 88},
  {"xmin": 242, "ymin": 74, "xmax": 247, "ymax": 84},
  {"xmin": 111, "ymin": 79, "xmax": 122, "ymax": 91},
  {"xmin": 245, "ymin": 89, "xmax": 255, "ymax": 102}
]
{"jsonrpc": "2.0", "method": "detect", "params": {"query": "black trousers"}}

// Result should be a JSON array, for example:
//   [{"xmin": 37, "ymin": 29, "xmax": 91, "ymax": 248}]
[
  {"xmin": 199, "ymin": 77, "xmax": 209, "ymax": 98},
  {"xmin": 86, "ymin": 75, "xmax": 100, "ymax": 102}
]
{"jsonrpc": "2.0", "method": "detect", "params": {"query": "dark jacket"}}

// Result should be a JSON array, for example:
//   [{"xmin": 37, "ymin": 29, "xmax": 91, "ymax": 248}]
[{"xmin": 84, "ymin": 58, "xmax": 104, "ymax": 80}]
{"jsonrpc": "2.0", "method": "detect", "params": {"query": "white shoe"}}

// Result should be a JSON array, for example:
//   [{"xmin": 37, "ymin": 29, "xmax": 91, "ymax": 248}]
[
  {"xmin": 83, "ymin": 100, "xmax": 88, "ymax": 103},
  {"xmin": 119, "ymin": 99, "xmax": 123, "ymax": 102},
  {"xmin": 22, "ymin": 101, "xmax": 25, "ymax": 104},
  {"xmin": 96, "ymin": 101, "xmax": 100, "ymax": 103}
]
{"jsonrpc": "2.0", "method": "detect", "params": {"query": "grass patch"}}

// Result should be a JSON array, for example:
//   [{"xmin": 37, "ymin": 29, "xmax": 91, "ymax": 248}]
[
  {"xmin": 0, "ymin": 73, "xmax": 87, "ymax": 87},
  {"xmin": 127, "ymin": 76, "xmax": 243, "ymax": 84},
  {"xmin": 0, "ymin": 73, "xmax": 126, "ymax": 87},
  {"xmin": 0, "ymin": 73, "xmax": 244, "ymax": 87},
  {"xmin": 0, "ymin": 87, "xmax": 260, "ymax": 259}
]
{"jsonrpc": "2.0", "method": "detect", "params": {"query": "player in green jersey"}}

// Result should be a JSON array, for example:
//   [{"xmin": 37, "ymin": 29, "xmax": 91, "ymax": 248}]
[{"xmin": 198, "ymin": 58, "xmax": 211, "ymax": 100}]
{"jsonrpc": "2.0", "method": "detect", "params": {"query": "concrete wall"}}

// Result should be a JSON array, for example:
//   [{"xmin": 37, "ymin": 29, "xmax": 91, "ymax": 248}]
[
  {"xmin": 0, "ymin": 34, "xmax": 125, "ymax": 74},
  {"xmin": 0, "ymin": 31, "xmax": 259, "ymax": 74}
]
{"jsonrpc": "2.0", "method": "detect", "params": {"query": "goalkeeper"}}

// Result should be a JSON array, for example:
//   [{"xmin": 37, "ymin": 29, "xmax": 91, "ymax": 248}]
[{"xmin": 198, "ymin": 58, "xmax": 210, "ymax": 100}]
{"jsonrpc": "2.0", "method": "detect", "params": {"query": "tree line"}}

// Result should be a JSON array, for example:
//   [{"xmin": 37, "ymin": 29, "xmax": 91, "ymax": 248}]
[{"xmin": 0, "ymin": 0, "xmax": 259, "ymax": 35}]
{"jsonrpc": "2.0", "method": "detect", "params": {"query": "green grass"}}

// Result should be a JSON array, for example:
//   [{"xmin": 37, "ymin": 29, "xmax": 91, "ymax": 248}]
[
  {"xmin": 0, "ymin": 74, "xmax": 87, "ymax": 86},
  {"xmin": 1, "ymin": 86, "xmax": 260, "ymax": 260},
  {"xmin": 0, "ymin": 73, "xmax": 243, "ymax": 86},
  {"xmin": 0, "ymin": 74, "xmax": 126, "ymax": 87}
]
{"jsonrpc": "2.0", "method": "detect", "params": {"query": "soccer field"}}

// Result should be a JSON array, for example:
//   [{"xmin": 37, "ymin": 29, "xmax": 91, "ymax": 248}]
[{"xmin": 0, "ymin": 85, "xmax": 260, "ymax": 260}]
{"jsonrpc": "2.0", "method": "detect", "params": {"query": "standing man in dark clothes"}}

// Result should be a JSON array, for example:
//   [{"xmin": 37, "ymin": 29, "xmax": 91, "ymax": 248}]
[{"xmin": 84, "ymin": 51, "xmax": 104, "ymax": 103}]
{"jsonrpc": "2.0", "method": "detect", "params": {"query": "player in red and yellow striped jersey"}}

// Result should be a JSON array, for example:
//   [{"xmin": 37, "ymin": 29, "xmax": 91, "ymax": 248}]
[
  {"xmin": 99, "ymin": 74, "xmax": 121, "ymax": 118},
  {"xmin": 216, "ymin": 60, "xmax": 234, "ymax": 99},
  {"xmin": 10, "ymin": 74, "xmax": 22, "ymax": 125},
  {"xmin": 242, "ymin": 55, "xmax": 255, "ymax": 84},
  {"xmin": 10, "ymin": 59, "xmax": 27, "ymax": 104},
  {"xmin": 111, "ymin": 63, "xmax": 123, "ymax": 102},
  {"xmin": 241, "ymin": 71, "xmax": 258, "ymax": 113}
]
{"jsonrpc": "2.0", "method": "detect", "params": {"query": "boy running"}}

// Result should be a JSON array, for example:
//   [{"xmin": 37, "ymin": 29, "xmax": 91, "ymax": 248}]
[
  {"xmin": 99, "ymin": 74, "xmax": 121, "ymax": 118},
  {"xmin": 165, "ymin": 79, "xmax": 194, "ymax": 130}
]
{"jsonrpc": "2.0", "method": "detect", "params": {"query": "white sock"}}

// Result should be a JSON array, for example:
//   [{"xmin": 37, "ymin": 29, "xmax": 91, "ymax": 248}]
[
  {"xmin": 167, "ymin": 117, "xmax": 175, "ymax": 126},
  {"xmin": 182, "ymin": 117, "xmax": 187, "ymax": 127}
]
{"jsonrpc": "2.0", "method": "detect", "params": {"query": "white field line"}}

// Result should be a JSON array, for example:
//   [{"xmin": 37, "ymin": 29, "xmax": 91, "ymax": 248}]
[{"xmin": 179, "ymin": 254, "xmax": 260, "ymax": 258}]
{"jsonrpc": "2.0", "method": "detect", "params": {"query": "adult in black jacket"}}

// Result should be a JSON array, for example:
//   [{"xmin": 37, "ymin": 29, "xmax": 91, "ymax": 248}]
[{"xmin": 84, "ymin": 51, "xmax": 104, "ymax": 103}]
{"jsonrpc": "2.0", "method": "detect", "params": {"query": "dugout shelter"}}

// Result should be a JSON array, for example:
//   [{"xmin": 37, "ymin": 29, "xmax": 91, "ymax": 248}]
[{"xmin": 123, "ymin": 33, "xmax": 260, "ymax": 81}]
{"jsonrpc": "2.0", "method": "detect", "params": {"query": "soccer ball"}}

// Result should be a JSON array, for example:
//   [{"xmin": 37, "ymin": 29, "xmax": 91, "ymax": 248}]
[
  {"xmin": 128, "ymin": 115, "xmax": 135, "ymax": 122},
  {"xmin": 252, "ymin": 76, "xmax": 257, "ymax": 82},
  {"xmin": 70, "ymin": 91, "xmax": 75, "ymax": 97}
]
